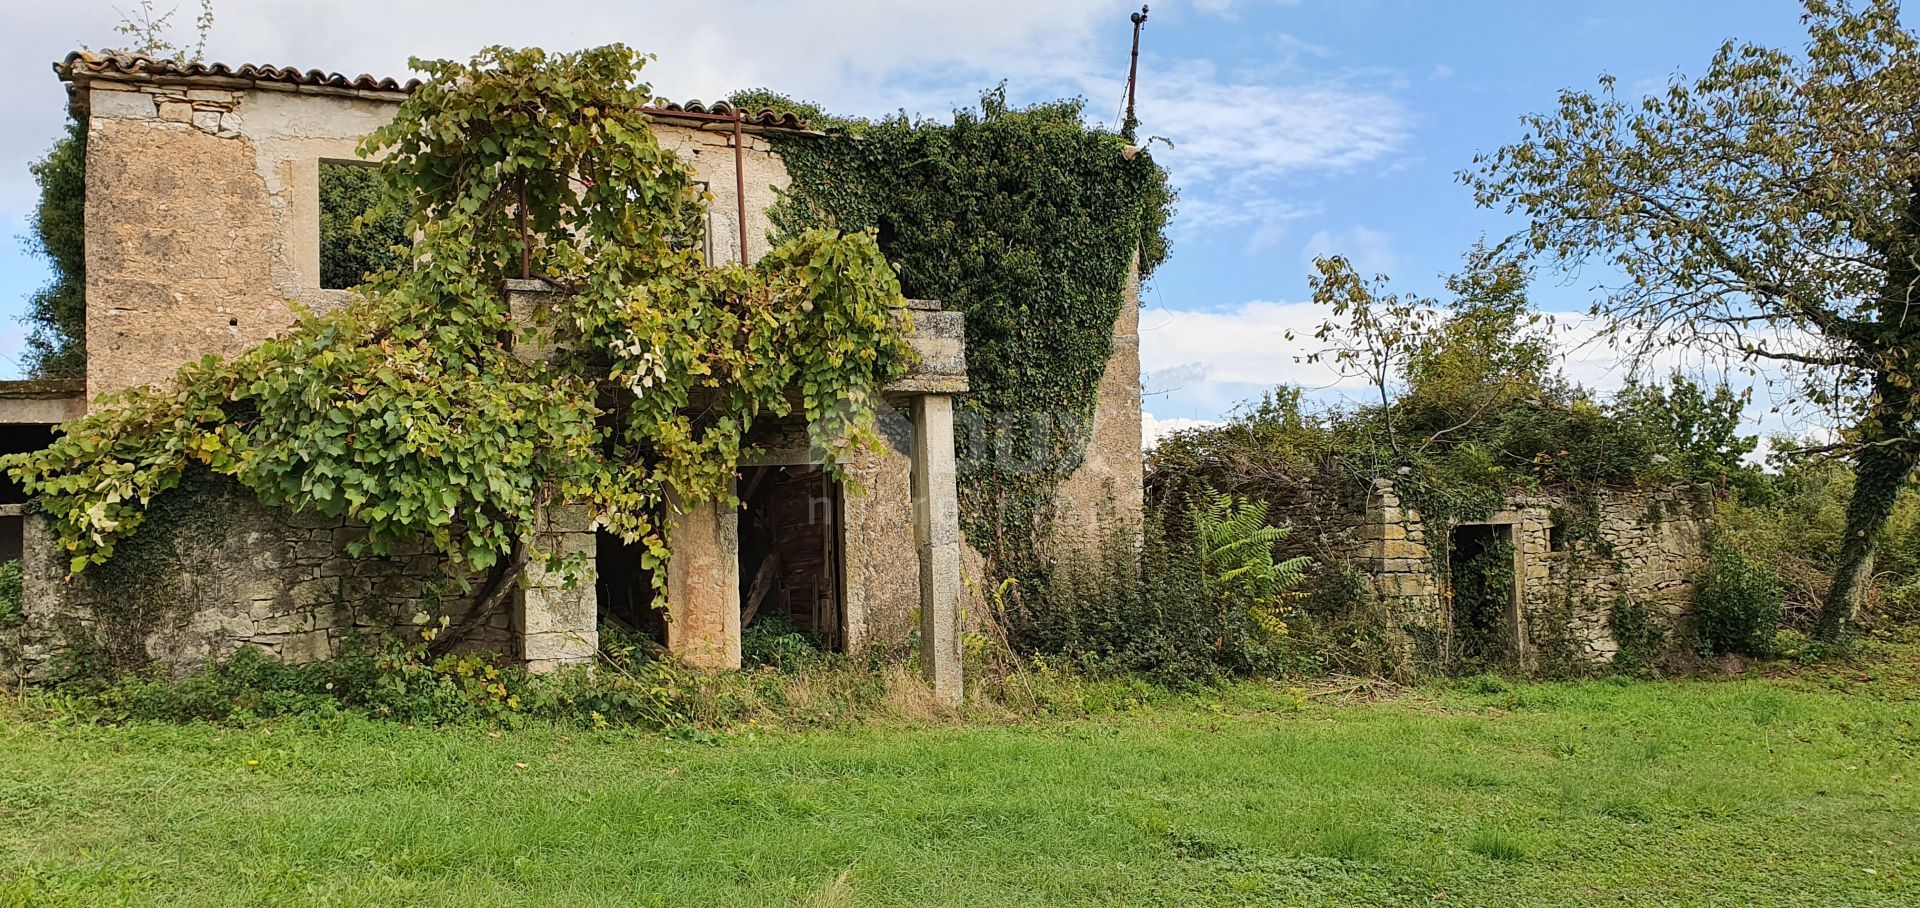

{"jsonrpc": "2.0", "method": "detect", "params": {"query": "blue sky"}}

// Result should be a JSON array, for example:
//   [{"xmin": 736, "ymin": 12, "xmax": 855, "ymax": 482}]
[{"xmin": 0, "ymin": 1, "xmax": 1886, "ymax": 442}]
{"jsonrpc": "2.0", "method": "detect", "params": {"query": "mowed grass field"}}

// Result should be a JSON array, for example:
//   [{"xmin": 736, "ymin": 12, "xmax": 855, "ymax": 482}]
[{"xmin": 1, "ymin": 655, "xmax": 1915, "ymax": 907}]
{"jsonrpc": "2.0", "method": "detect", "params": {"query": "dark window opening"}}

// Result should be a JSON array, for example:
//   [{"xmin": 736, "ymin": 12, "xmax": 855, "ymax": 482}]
[
  {"xmin": 319, "ymin": 160, "xmax": 409, "ymax": 290},
  {"xmin": 1448, "ymin": 523, "xmax": 1517, "ymax": 668},
  {"xmin": 738, "ymin": 464, "xmax": 844, "ymax": 651},
  {"xmin": 1547, "ymin": 523, "xmax": 1566, "ymax": 553},
  {"xmin": 0, "ymin": 424, "xmax": 58, "ymax": 564},
  {"xmin": 596, "ymin": 531, "xmax": 663, "ymax": 646}
]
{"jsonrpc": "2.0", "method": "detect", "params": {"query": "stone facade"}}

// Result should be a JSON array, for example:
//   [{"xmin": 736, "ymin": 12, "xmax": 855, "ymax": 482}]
[{"xmin": 1341, "ymin": 480, "xmax": 1711, "ymax": 665}]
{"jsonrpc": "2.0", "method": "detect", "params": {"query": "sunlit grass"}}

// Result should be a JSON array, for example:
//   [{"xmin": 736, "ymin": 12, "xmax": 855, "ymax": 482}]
[{"xmin": 0, "ymin": 652, "xmax": 1915, "ymax": 906}]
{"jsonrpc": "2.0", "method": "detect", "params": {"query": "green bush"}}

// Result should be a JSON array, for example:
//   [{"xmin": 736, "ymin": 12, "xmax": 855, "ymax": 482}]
[
  {"xmin": 1006, "ymin": 491, "xmax": 1310, "ymax": 681},
  {"xmin": 741, "ymin": 614, "xmax": 826, "ymax": 669},
  {"xmin": 0, "ymin": 559, "xmax": 22, "ymax": 628},
  {"xmin": 1607, "ymin": 596, "xmax": 1668, "ymax": 673},
  {"xmin": 1693, "ymin": 546, "xmax": 1784, "ymax": 658}
]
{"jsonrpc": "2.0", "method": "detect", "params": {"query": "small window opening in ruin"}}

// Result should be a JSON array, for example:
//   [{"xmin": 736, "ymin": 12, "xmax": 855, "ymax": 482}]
[
  {"xmin": 737, "ymin": 464, "xmax": 845, "ymax": 651},
  {"xmin": 1548, "ymin": 522, "xmax": 1567, "ymax": 553},
  {"xmin": 318, "ymin": 160, "xmax": 410, "ymax": 290},
  {"xmin": 0, "ymin": 424, "xmax": 57, "ymax": 563},
  {"xmin": 595, "ymin": 531, "xmax": 663, "ymax": 646},
  {"xmin": 1448, "ymin": 523, "xmax": 1519, "ymax": 668}
]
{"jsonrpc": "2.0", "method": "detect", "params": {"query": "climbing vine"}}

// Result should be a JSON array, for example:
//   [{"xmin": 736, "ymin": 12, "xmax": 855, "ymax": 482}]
[
  {"xmin": 734, "ymin": 86, "xmax": 1175, "ymax": 575},
  {"xmin": 5, "ymin": 45, "xmax": 915, "ymax": 637}
]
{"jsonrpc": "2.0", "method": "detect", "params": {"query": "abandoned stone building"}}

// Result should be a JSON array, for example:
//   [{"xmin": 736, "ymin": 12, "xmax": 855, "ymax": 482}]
[
  {"xmin": 0, "ymin": 53, "xmax": 1146, "ymax": 695},
  {"xmin": 1346, "ymin": 479, "xmax": 1710, "ymax": 665}
]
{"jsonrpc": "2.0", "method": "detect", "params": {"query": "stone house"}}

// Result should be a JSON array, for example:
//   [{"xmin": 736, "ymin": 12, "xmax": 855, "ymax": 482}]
[{"xmin": 2, "ymin": 53, "xmax": 1146, "ymax": 695}]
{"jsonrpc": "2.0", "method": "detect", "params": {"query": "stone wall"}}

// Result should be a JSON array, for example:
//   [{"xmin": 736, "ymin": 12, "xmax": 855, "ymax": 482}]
[
  {"xmin": 1278, "ymin": 479, "xmax": 1713, "ymax": 666},
  {"xmin": 1046, "ymin": 259, "xmax": 1145, "ymax": 554},
  {"xmin": 76, "ymin": 78, "xmax": 793, "ymax": 403},
  {"xmin": 14, "ymin": 475, "xmax": 503, "ymax": 680},
  {"xmin": 1531, "ymin": 486, "xmax": 1712, "ymax": 661}
]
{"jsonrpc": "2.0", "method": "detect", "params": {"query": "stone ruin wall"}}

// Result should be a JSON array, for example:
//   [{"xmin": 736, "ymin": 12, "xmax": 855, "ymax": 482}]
[
  {"xmin": 12, "ymin": 477, "xmax": 507, "ymax": 681},
  {"xmin": 1277, "ymin": 479, "xmax": 1712, "ymax": 664}
]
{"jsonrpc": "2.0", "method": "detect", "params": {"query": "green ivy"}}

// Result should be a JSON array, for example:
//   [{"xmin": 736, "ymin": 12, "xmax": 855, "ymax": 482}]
[
  {"xmin": 737, "ymin": 86, "xmax": 1175, "ymax": 575},
  {"xmin": 5, "ymin": 46, "xmax": 915, "ymax": 638}
]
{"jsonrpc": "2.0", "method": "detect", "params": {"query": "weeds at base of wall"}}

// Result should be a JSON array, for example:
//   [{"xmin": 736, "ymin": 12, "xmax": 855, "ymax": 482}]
[{"xmin": 3, "ymin": 623, "xmax": 1241, "ymax": 734}]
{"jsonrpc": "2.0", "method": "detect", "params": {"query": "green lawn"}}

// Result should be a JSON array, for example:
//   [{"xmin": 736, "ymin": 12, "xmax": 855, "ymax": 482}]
[{"xmin": 1, "ymin": 661, "xmax": 1915, "ymax": 907}]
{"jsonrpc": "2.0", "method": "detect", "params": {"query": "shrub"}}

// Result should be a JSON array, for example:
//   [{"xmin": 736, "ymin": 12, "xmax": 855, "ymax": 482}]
[
  {"xmin": 741, "ymin": 614, "xmax": 826, "ymax": 669},
  {"xmin": 1607, "ymin": 596, "xmax": 1668, "ymax": 673},
  {"xmin": 1005, "ymin": 491, "xmax": 1310, "ymax": 681},
  {"xmin": 0, "ymin": 559, "xmax": 22, "ymax": 628},
  {"xmin": 1693, "ymin": 546, "xmax": 1784, "ymax": 657}
]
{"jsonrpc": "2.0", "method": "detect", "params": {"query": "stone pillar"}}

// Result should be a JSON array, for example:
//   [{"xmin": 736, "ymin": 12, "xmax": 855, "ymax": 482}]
[
  {"xmin": 910, "ymin": 394, "xmax": 963, "ymax": 705},
  {"xmin": 665, "ymin": 482, "xmax": 741, "ymax": 670},
  {"xmin": 515, "ymin": 503, "xmax": 599, "ymax": 673},
  {"xmin": 503, "ymin": 279, "xmax": 597, "ymax": 673}
]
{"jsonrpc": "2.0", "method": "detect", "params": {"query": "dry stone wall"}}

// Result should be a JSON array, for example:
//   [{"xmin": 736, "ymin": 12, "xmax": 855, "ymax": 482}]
[{"xmin": 15, "ymin": 476, "xmax": 503, "ymax": 680}]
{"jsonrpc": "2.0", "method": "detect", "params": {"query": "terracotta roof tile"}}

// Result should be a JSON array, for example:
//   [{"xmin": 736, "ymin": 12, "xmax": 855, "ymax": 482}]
[
  {"xmin": 58, "ymin": 50, "xmax": 419, "ymax": 93},
  {"xmin": 55, "ymin": 51, "xmax": 814, "ymax": 130}
]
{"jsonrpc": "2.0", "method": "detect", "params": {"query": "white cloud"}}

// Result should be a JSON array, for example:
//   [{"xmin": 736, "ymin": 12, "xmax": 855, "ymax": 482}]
[
  {"xmin": 1301, "ymin": 226, "xmax": 1395, "ymax": 276},
  {"xmin": 1142, "ymin": 412, "xmax": 1220, "ymax": 448}
]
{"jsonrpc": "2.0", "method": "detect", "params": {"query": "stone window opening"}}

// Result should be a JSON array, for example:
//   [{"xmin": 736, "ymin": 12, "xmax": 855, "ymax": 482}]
[
  {"xmin": 737, "ymin": 463, "xmax": 846, "ymax": 651},
  {"xmin": 0, "ymin": 423, "xmax": 59, "ymax": 563},
  {"xmin": 318, "ymin": 159, "xmax": 410, "ymax": 291},
  {"xmin": 1548, "ymin": 522, "xmax": 1567, "ymax": 553},
  {"xmin": 1448, "ymin": 522, "xmax": 1523, "ymax": 667}
]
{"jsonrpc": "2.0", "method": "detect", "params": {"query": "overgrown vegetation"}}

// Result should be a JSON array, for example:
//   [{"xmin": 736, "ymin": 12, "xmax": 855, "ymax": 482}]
[
  {"xmin": 4, "ymin": 46, "xmax": 915, "ymax": 648},
  {"xmin": 1000, "ymin": 491, "xmax": 1310, "ymax": 681},
  {"xmin": 737, "ymin": 86, "xmax": 1175, "ymax": 578},
  {"xmin": 1148, "ymin": 246, "xmax": 1759, "ymax": 675}
]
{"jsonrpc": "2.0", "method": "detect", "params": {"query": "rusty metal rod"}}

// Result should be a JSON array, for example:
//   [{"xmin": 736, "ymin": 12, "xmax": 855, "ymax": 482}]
[
  {"xmin": 733, "ymin": 109, "xmax": 749, "ymax": 265},
  {"xmin": 1124, "ymin": 5, "xmax": 1149, "ymax": 140}
]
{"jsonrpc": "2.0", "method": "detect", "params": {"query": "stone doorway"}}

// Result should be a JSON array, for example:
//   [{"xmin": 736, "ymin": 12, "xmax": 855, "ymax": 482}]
[
  {"xmin": 737, "ymin": 464, "xmax": 845, "ymax": 651},
  {"xmin": 595, "ymin": 531, "xmax": 663, "ymax": 645},
  {"xmin": 1448, "ymin": 522, "xmax": 1523, "ymax": 667}
]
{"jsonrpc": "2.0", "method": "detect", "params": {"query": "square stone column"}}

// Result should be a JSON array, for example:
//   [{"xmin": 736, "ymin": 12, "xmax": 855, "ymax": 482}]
[
  {"xmin": 665, "ymin": 482, "xmax": 741, "ymax": 670},
  {"xmin": 515, "ymin": 503, "xmax": 599, "ymax": 673},
  {"xmin": 910, "ymin": 394, "xmax": 964, "ymax": 705}
]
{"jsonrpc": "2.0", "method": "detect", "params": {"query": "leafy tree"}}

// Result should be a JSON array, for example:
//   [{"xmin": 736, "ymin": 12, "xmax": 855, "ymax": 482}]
[
  {"xmin": 1467, "ymin": 0, "xmax": 1920, "ymax": 638},
  {"xmin": 20, "ymin": 1, "xmax": 219, "ymax": 377},
  {"xmin": 318, "ymin": 163, "xmax": 409, "ymax": 290},
  {"xmin": 4, "ymin": 46, "xmax": 915, "ymax": 648},
  {"xmin": 22, "ymin": 120, "xmax": 87, "ymax": 377}
]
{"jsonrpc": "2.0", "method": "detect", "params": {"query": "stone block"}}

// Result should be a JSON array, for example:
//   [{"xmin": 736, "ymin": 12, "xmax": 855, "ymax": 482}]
[
  {"xmin": 91, "ymin": 90, "xmax": 156, "ymax": 119},
  {"xmin": 185, "ymin": 89, "xmax": 233, "ymax": 103},
  {"xmin": 159, "ymin": 101, "xmax": 193, "ymax": 123},
  {"xmin": 282, "ymin": 630, "xmax": 332, "ymax": 664},
  {"xmin": 191, "ymin": 110, "xmax": 223, "ymax": 132}
]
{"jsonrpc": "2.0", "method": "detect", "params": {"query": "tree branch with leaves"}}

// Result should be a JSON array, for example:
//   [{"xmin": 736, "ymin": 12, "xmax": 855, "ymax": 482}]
[{"xmin": 1465, "ymin": 0, "xmax": 1920, "ymax": 638}]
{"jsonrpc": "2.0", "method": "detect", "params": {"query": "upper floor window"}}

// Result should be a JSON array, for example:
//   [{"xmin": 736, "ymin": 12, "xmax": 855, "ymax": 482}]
[{"xmin": 319, "ymin": 160, "xmax": 409, "ymax": 290}]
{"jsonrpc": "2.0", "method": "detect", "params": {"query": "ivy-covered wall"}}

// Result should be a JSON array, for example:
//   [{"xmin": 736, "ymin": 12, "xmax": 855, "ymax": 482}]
[{"xmin": 742, "ymin": 88, "xmax": 1175, "ymax": 576}]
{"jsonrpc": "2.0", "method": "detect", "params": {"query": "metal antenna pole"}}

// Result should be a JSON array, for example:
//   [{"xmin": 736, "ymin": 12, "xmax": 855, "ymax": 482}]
[{"xmin": 1124, "ymin": 5, "xmax": 1149, "ymax": 141}]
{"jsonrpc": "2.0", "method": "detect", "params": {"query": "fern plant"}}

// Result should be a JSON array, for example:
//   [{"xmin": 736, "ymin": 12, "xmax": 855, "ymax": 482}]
[{"xmin": 1190, "ymin": 491, "xmax": 1311, "ymax": 640}]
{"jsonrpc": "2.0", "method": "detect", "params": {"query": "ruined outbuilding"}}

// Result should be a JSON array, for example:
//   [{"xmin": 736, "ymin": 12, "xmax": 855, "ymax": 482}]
[{"xmin": 4, "ymin": 53, "xmax": 1147, "ymax": 695}]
